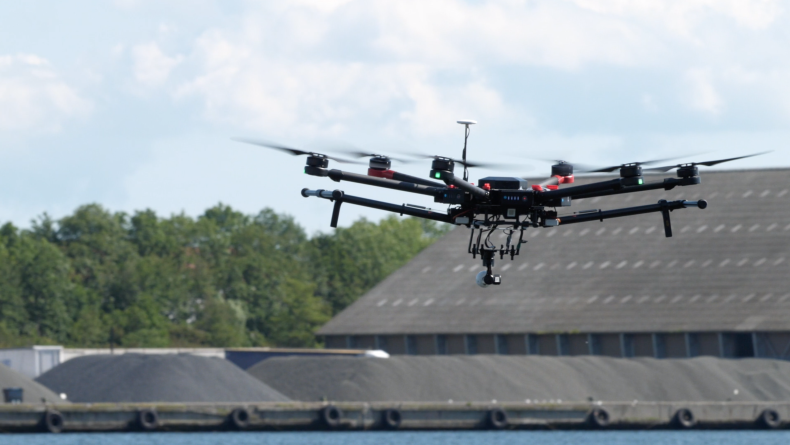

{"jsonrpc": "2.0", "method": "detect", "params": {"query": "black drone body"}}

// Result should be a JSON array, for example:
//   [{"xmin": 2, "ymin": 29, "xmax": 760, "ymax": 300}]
[{"xmin": 236, "ymin": 123, "xmax": 765, "ymax": 287}]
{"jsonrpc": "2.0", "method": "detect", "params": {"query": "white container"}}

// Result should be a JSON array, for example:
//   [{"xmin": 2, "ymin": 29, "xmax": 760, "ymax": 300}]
[{"xmin": 0, "ymin": 346, "xmax": 63, "ymax": 378}]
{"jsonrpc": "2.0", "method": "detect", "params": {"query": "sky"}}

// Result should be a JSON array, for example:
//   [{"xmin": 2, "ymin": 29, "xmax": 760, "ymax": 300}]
[{"xmin": 1, "ymin": 0, "xmax": 789, "ymax": 235}]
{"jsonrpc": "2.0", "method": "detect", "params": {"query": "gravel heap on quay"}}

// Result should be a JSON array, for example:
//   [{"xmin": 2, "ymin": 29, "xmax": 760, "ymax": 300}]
[
  {"xmin": 0, "ymin": 363, "xmax": 68, "ymax": 404},
  {"xmin": 36, "ymin": 354, "xmax": 290, "ymax": 403},
  {"xmin": 249, "ymin": 355, "xmax": 790, "ymax": 403}
]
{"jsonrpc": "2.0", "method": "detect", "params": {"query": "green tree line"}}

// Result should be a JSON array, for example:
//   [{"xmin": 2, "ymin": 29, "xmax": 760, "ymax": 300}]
[{"xmin": 0, "ymin": 204, "xmax": 448, "ymax": 348}]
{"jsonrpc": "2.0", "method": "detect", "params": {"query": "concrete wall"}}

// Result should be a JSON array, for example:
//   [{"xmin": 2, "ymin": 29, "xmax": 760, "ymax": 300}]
[
  {"xmin": 598, "ymin": 334, "xmax": 622, "ymax": 357},
  {"xmin": 756, "ymin": 332, "xmax": 790, "ymax": 359},
  {"xmin": 506, "ymin": 335, "xmax": 527, "ymax": 355},
  {"xmin": 538, "ymin": 335, "xmax": 558, "ymax": 356},
  {"xmin": 665, "ymin": 334, "xmax": 687, "ymax": 358},
  {"xmin": 446, "ymin": 335, "xmax": 466, "ymax": 354},
  {"xmin": 477, "ymin": 335, "xmax": 496, "ymax": 354},
  {"xmin": 415, "ymin": 335, "xmax": 436, "ymax": 355},
  {"xmin": 334, "ymin": 331, "xmax": 790, "ymax": 360},
  {"xmin": 697, "ymin": 333, "xmax": 721, "ymax": 356},
  {"xmin": 629, "ymin": 334, "xmax": 652, "ymax": 357},
  {"xmin": 353, "ymin": 336, "xmax": 376, "ymax": 350},
  {"xmin": 388, "ymin": 336, "xmax": 406, "ymax": 355},
  {"xmin": 325, "ymin": 336, "xmax": 345, "ymax": 349},
  {"xmin": 567, "ymin": 335, "xmax": 589, "ymax": 355}
]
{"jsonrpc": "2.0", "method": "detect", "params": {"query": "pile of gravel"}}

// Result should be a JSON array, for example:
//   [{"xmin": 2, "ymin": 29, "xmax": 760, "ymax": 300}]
[
  {"xmin": 249, "ymin": 355, "xmax": 790, "ymax": 402},
  {"xmin": 36, "ymin": 354, "xmax": 290, "ymax": 403},
  {"xmin": 1, "ymin": 363, "xmax": 66, "ymax": 404}
]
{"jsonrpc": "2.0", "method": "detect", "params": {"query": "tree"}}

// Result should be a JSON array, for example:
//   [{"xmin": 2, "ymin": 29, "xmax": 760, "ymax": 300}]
[
  {"xmin": 9, "ymin": 232, "xmax": 75, "ymax": 343},
  {"xmin": 0, "ymin": 205, "xmax": 447, "ymax": 348},
  {"xmin": 310, "ymin": 216, "xmax": 449, "ymax": 314}
]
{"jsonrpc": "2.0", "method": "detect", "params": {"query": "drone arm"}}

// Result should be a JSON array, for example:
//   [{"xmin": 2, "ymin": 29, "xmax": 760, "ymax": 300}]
[
  {"xmin": 302, "ymin": 188, "xmax": 453, "ymax": 225},
  {"xmin": 325, "ymin": 169, "xmax": 446, "ymax": 197},
  {"xmin": 569, "ymin": 177, "xmax": 700, "ymax": 200},
  {"xmin": 433, "ymin": 171, "xmax": 489, "ymax": 200},
  {"xmin": 557, "ymin": 199, "xmax": 706, "ymax": 237},
  {"xmin": 534, "ymin": 178, "xmax": 623, "ymax": 203},
  {"xmin": 377, "ymin": 170, "xmax": 446, "ymax": 188}
]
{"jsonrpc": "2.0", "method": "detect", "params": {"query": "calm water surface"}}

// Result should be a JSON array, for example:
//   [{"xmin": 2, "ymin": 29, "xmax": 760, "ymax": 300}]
[{"xmin": 2, "ymin": 431, "xmax": 789, "ymax": 445}]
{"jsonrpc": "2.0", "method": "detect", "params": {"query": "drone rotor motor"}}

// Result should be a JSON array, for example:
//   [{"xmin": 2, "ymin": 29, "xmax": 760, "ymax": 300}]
[
  {"xmin": 551, "ymin": 163, "xmax": 573, "ymax": 177},
  {"xmin": 368, "ymin": 156, "xmax": 392, "ymax": 170},
  {"xmin": 306, "ymin": 156, "xmax": 329, "ymax": 168},
  {"xmin": 620, "ymin": 165, "xmax": 642, "ymax": 178},
  {"xmin": 431, "ymin": 158, "xmax": 455, "ymax": 172},
  {"xmin": 677, "ymin": 166, "xmax": 699, "ymax": 178},
  {"xmin": 304, "ymin": 155, "xmax": 330, "ymax": 176}
]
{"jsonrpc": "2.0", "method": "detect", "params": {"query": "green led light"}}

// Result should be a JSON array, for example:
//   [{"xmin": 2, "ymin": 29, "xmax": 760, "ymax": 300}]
[
  {"xmin": 638, "ymin": 178, "xmax": 643, "ymax": 185},
  {"xmin": 434, "ymin": 172, "xmax": 441, "ymax": 179},
  {"xmin": 304, "ymin": 168, "xmax": 307, "ymax": 174}
]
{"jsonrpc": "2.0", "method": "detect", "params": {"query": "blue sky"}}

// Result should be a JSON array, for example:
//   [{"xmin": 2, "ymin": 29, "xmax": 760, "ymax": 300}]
[{"xmin": 1, "ymin": 0, "xmax": 789, "ymax": 234}]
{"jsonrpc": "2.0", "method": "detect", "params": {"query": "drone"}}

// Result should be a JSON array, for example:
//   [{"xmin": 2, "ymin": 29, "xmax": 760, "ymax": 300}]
[{"xmin": 234, "ymin": 123, "xmax": 766, "ymax": 288}]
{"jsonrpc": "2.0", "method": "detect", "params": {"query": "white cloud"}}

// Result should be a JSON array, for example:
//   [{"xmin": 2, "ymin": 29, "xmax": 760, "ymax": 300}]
[
  {"xmin": 0, "ymin": 54, "xmax": 91, "ymax": 132},
  {"xmin": 151, "ymin": 0, "xmax": 790, "ymax": 139},
  {"xmin": 174, "ymin": 29, "xmax": 514, "ymax": 137},
  {"xmin": 686, "ymin": 68, "xmax": 724, "ymax": 115},
  {"xmin": 367, "ymin": 1, "xmax": 664, "ymax": 70},
  {"xmin": 573, "ymin": 0, "xmax": 782, "ymax": 31},
  {"xmin": 132, "ymin": 42, "xmax": 183, "ymax": 86}
]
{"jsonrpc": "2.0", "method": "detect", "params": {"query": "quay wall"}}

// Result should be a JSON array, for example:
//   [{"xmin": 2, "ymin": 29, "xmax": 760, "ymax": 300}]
[{"xmin": 1, "ymin": 401, "xmax": 788, "ymax": 433}]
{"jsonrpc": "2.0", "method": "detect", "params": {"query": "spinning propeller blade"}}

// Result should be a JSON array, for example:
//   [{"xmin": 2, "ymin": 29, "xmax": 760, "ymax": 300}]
[
  {"xmin": 332, "ymin": 146, "xmax": 414, "ymax": 163},
  {"xmin": 408, "ymin": 153, "xmax": 515, "ymax": 170},
  {"xmin": 521, "ymin": 158, "xmax": 599, "ymax": 173},
  {"xmin": 645, "ymin": 151, "xmax": 771, "ymax": 172},
  {"xmin": 232, "ymin": 138, "xmax": 363, "ymax": 164},
  {"xmin": 579, "ymin": 157, "xmax": 687, "ymax": 173}
]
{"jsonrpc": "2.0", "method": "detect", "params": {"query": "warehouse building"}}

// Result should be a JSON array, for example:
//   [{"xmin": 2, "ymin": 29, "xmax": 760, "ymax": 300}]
[{"xmin": 319, "ymin": 169, "xmax": 790, "ymax": 359}]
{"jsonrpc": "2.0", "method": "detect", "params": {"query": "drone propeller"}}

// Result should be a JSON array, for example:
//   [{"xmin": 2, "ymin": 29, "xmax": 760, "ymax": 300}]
[
  {"xmin": 408, "ymin": 153, "xmax": 515, "ymax": 170},
  {"xmin": 332, "ymin": 147, "xmax": 414, "ymax": 164},
  {"xmin": 518, "ymin": 158, "xmax": 598, "ymax": 174},
  {"xmin": 519, "ymin": 159, "xmax": 588, "ymax": 186},
  {"xmin": 232, "ymin": 137, "xmax": 364, "ymax": 164},
  {"xmin": 645, "ymin": 152, "xmax": 771, "ymax": 172},
  {"xmin": 578, "ymin": 157, "xmax": 686, "ymax": 173}
]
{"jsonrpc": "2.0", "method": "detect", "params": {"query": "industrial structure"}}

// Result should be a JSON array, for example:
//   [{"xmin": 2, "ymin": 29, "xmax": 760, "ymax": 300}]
[{"xmin": 319, "ymin": 169, "xmax": 790, "ymax": 359}]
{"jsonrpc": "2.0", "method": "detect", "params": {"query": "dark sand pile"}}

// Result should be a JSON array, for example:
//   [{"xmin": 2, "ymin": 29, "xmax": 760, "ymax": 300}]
[
  {"xmin": 36, "ymin": 354, "xmax": 289, "ymax": 403},
  {"xmin": 249, "ymin": 355, "xmax": 790, "ymax": 402},
  {"xmin": 0, "ymin": 363, "xmax": 67, "ymax": 404}
]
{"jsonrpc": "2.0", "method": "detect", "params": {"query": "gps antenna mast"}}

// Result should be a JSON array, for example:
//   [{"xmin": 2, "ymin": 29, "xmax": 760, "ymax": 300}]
[{"xmin": 457, "ymin": 120, "xmax": 477, "ymax": 182}]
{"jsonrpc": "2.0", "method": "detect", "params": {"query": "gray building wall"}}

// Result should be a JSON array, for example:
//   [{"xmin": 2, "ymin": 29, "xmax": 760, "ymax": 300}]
[{"xmin": 327, "ymin": 330, "xmax": 790, "ymax": 360}]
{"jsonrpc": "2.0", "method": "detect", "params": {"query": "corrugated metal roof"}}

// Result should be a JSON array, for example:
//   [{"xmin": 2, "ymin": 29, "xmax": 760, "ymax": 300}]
[{"xmin": 318, "ymin": 169, "xmax": 790, "ymax": 335}]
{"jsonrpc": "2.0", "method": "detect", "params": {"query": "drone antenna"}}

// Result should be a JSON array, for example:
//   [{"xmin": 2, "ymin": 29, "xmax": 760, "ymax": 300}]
[{"xmin": 457, "ymin": 120, "xmax": 477, "ymax": 181}]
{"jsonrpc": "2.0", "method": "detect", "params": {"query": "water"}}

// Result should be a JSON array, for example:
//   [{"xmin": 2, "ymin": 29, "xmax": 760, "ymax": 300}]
[{"xmin": 1, "ymin": 431, "xmax": 789, "ymax": 445}]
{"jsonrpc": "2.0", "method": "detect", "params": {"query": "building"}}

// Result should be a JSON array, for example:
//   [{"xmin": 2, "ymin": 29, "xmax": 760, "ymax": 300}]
[
  {"xmin": 318, "ymin": 169, "xmax": 790, "ymax": 359},
  {"xmin": 0, "ymin": 346, "xmax": 63, "ymax": 379}
]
